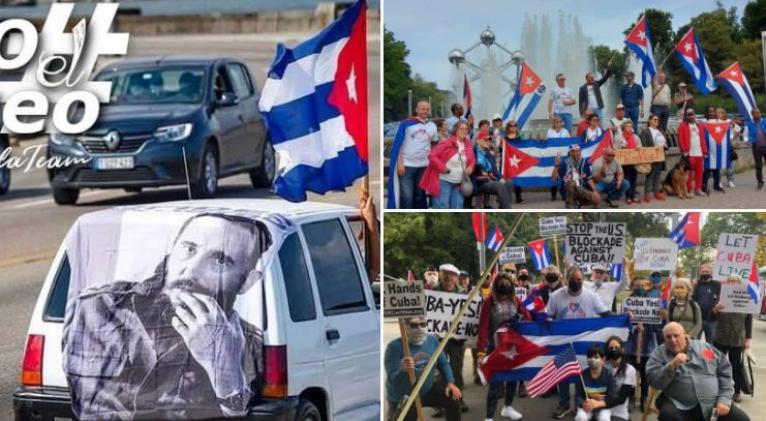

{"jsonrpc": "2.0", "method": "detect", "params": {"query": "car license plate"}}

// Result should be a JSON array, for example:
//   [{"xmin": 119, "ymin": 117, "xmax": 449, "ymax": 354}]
[{"xmin": 95, "ymin": 157, "xmax": 134, "ymax": 170}]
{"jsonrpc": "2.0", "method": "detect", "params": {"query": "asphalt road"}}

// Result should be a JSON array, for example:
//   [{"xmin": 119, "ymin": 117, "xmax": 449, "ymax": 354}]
[{"xmin": 0, "ymin": 31, "xmax": 380, "ymax": 419}]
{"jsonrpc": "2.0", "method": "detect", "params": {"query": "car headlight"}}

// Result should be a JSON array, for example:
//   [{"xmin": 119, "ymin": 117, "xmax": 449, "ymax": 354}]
[
  {"xmin": 50, "ymin": 133, "xmax": 75, "ymax": 146},
  {"xmin": 154, "ymin": 123, "xmax": 193, "ymax": 142}
]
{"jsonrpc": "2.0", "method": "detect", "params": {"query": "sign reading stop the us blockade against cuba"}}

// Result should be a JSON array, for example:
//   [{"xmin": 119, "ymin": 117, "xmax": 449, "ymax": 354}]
[
  {"xmin": 633, "ymin": 238, "xmax": 679, "ymax": 271},
  {"xmin": 714, "ymin": 233, "xmax": 759, "ymax": 281},
  {"xmin": 565, "ymin": 222, "xmax": 626, "ymax": 266},
  {"xmin": 384, "ymin": 280, "xmax": 426, "ymax": 318},
  {"xmin": 426, "ymin": 290, "xmax": 482, "ymax": 345}
]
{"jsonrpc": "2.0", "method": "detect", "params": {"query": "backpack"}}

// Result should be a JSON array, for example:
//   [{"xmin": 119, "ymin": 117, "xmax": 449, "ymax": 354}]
[{"xmin": 669, "ymin": 299, "xmax": 698, "ymax": 326}]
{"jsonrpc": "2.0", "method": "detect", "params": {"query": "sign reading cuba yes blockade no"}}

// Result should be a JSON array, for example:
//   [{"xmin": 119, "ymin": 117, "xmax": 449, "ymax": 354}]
[
  {"xmin": 384, "ymin": 280, "xmax": 426, "ymax": 318},
  {"xmin": 633, "ymin": 238, "xmax": 679, "ymax": 271},
  {"xmin": 621, "ymin": 297, "xmax": 662, "ymax": 325},
  {"xmin": 714, "ymin": 233, "xmax": 759, "ymax": 281},
  {"xmin": 425, "ymin": 290, "xmax": 482, "ymax": 345},
  {"xmin": 565, "ymin": 222, "xmax": 626, "ymax": 266},
  {"xmin": 539, "ymin": 216, "xmax": 567, "ymax": 237}
]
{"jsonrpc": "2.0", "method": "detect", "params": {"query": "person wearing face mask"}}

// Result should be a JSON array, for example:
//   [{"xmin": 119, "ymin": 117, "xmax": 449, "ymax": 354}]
[
  {"xmin": 531, "ymin": 265, "xmax": 564, "ymax": 306},
  {"xmin": 712, "ymin": 275, "xmax": 753, "ymax": 403},
  {"xmin": 666, "ymin": 278, "xmax": 702, "ymax": 338},
  {"xmin": 603, "ymin": 337, "xmax": 637, "ymax": 421},
  {"xmin": 574, "ymin": 346, "xmax": 618, "ymax": 421},
  {"xmin": 515, "ymin": 268, "xmax": 533, "ymax": 295},
  {"xmin": 385, "ymin": 316, "xmax": 463, "ymax": 421},
  {"xmin": 547, "ymin": 266, "xmax": 612, "ymax": 419},
  {"xmin": 424, "ymin": 266, "xmax": 440, "ymax": 290},
  {"xmin": 691, "ymin": 264, "xmax": 721, "ymax": 343},
  {"xmin": 584, "ymin": 263, "xmax": 628, "ymax": 311},
  {"xmin": 625, "ymin": 274, "xmax": 664, "ymax": 412},
  {"xmin": 476, "ymin": 274, "xmax": 532, "ymax": 421}
]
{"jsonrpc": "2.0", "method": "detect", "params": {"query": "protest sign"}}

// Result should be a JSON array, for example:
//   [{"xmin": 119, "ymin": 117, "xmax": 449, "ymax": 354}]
[
  {"xmin": 499, "ymin": 246, "xmax": 526, "ymax": 265},
  {"xmin": 714, "ymin": 233, "xmax": 759, "ymax": 281},
  {"xmin": 515, "ymin": 287, "xmax": 528, "ymax": 302},
  {"xmin": 384, "ymin": 280, "xmax": 426, "ymax": 318},
  {"xmin": 719, "ymin": 283, "xmax": 761, "ymax": 314},
  {"xmin": 614, "ymin": 146, "xmax": 665, "ymax": 165},
  {"xmin": 425, "ymin": 290, "xmax": 482, "ymax": 345},
  {"xmin": 633, "ymin": 238, "xmax": 679, "ymax": 271},
  {"xmin": 539, "ymin": 216, "xmax": 567, "ymax": 237},
  {"xmin": 620, "ymin": 296, "xmax": 662, "ymax": 324},
  {"xmin": 565, "ymin": 222, "xmax": 626, "ymax": 266}
]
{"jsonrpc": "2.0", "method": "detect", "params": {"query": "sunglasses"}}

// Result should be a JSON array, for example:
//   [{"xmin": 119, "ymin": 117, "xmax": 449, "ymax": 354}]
[{"xmin": 409, "ymin": 322, "xmax": 427, "ymax": 328}]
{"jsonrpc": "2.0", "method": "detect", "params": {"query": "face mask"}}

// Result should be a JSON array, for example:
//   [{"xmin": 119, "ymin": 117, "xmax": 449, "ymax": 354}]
[
  {"xmin": 700, "ymin": 274, "xmax": 712, "ymax": 282},
  {"xmin": 594, "ymin": 278, "xmax": 603, "ymax": 287},
  {"xmin": 406, "ymin": 322, "xmax": 427, "ymax": 345},
  {"xmin": 650, "ymin": 275, "xmax": 662, "ymax": 285},
  {"xmin": 605, "ymin": 348, "xmax": 622, "ymax": 360},
  {"xmin": 634, "ymin": 287, "xmax": 646, "ymax": 296},
  {"xmin": 675, "ymin": 290, "xmax": 688, "ymax": 300},
  {"xmin": 518, "ymin": 274, "xmax": 529, "ymax": 282},
  {"xmin": 424, "ymin": 273, "xmax": 439, "ymax": 287},
  {"xmin": 587, "ymin": 358, "xmax": 602, "ymax": 369},
  {"xmin": 495, "ymin": 284, "xmax": 513, "ymax": 295},
  {"xmin": 568, "ymin": 280, "xmax": 582, "ymax": 293},
  {"xmin": 545, "ymin": 274, "xmax": 559, "ymax": 284}
]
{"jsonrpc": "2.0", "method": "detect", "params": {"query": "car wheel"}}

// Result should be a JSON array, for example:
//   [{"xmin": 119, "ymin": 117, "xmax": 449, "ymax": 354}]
[
  {"xmin": 124, "ymin": 187, "xmax": 142, "ymax": 194},
  {"xmin": 52, "ymin": 186, "xmax": 79, "ymax": 205},
  {"xmin": 191, "ymin": 145, "xmax": 218, "ymax": 198},
  {"xmin": 249, "ymin": 138, "xmax": 276, "ymax": 188},
  {"xmin": 293, "ymin": 398, "xmax": 321, "ymax": 421}
]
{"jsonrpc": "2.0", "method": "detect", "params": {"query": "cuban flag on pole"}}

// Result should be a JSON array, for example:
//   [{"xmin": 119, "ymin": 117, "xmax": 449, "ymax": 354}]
[
  {"xmin": 717, "ymin": 62, "xmax": 757, "ymax": 125},
  {"xmin": 703, "ymin": 121, "xmax": 732, "ymax": 170},
  {"xmin": 669, "ymin": 212, "xmax": 701, "ymax": 249},
  {"xmin": 674, "ymin": 28, "xmax": 717, "ymax": 95},
  {"xmin": 386, "ymin": 117, "xmax": 422, "ymax": 209},
  {"xmin": 485, "ymin": 225, "xmax": 504, "ymax": 252},
  {"xmin": 480, "ymin": 316, "xmax": 630, "ymax": 383},
  {"xmin": 463, "ymin": 74, "xmax": 473, "ymax": 118},
  {"xmin": 259, "ymin": 0, "xmax": 368, "ymax": 202},
  {"xmin": 502, "ymin": 62, "xmax": 545, "ymax": 130},
  {"xmin": 748, "ymin": 261, "xmax": 760, "ymax": 303},
  {"xmin": 624, "ymin": 15, "xmax": 656, "ymax": 88},
  {"xmin": 528, "ymin": 239, "xmax": 552, "ymax": 271}
]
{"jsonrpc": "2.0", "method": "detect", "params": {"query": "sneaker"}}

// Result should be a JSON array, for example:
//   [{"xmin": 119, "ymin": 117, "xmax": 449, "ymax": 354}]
[
  {"xmin": 685, "ymin": 192, "xmax": 694, "ymax": 199},
  {"xmin": 695, "ymin": 190, "xmax": 707, "ymax": 197},
  {"xmin": 714, "ymin": 186, "xmax": 725, "ymax": 193},
  {"xmin": 759, "ymin": 182, "xmax": 765, "ymax": 191},
  {"xmin": 728, "ymin": 180, "xmax": 736, "ymax": 188},
  {"xmin": 486, "ymin": 419, "xmax": 495, "ymax": 421},
  {"xmin": 733, "ymin": 393, "xmax": 743, "ymax": 403},
  {"xmin": 655, "ymin": 192, "xmax": 666, "ymax": 201},
  {"xmin": 501, "ymin": 405, "xmax": 523, "ymax": 420},
  {"xmin": 553, "ymin": 404, "xmax": 572, "ymax": 419},
  {"xmin": 643, "ymin": 194, "xmax": 652, "ymax": 203}
]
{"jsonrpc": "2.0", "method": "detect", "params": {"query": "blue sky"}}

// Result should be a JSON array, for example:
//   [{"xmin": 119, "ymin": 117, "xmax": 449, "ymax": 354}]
[{"xmin": 384, "ymin": 0, "xmax": 752, "ymax": 89}]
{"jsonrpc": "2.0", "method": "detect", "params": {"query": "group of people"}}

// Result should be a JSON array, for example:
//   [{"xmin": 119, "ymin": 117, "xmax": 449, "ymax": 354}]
[
  {"xmin": 385, "ymin": 262, "xmax": 753, "ymax": 421},
  {"xmin": 393, "ymin": 65, "xmax": 766, "ymax": 209}
]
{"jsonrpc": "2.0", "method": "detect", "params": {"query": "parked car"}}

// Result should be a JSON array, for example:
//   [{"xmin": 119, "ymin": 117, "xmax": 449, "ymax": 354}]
[
  {"xmin": 14, "ymin": 199, "xmax": 380, "ymax": 421},
  {"xmin": 47, "ymin": 56, "xmax": 275, "ymax": 205}
]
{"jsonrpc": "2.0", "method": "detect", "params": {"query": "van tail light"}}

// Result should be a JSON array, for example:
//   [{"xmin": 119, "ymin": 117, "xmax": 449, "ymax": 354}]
[
  {"xmin": 21, "ymin": 334, "xmax": 44, "ymax": 386},
  {"xmin": 261, "ymin": 345, "xmax": 287, "ymax": 398}
]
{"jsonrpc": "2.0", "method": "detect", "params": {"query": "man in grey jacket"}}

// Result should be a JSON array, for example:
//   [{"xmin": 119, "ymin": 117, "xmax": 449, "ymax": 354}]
[{"xmin": 646, "ymin": 322, "xmax": 749, "ymax": 421}]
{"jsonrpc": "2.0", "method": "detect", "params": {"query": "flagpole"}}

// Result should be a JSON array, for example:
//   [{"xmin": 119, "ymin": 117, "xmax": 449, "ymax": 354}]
[
  {"xmin": 553, "ymin": 235, "xmax": 561, "ymax": 270},
  {"xmin": 573, "ymin": 342, "xmax": 589, "ymax": 400},
  {"xmin": 657, "ymin": 27, "xmax": 693, "ymax": 69},
  {"xmin": 397, "ymin": 319, "xmax": 426, "ymax": 421}
]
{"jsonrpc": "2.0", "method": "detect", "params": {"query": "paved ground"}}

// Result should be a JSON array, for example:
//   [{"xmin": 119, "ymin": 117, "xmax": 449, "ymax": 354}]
[{"xmin": 383, "ymin": 319, "xmax": 766, "ymax": 421}]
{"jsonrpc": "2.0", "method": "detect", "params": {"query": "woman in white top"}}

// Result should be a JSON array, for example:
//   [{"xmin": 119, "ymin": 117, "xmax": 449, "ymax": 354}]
[
  {"xmin": 717, "ymin": 107, "xmax": 741, "ymax": 188},
  {"xmin": 639, "ymin": 114, "xmax": 668, "ymax": 202},
  {"xmin": 582, "ymin": 114, "xmax": 603, "ymax": 143},
  {"xmin": 546, "ymin": 117, "xmax": 570, "ymax": 201},
  {"xmin": 604, "ymin": 336, "xmax": 637, "ymax": 421}
]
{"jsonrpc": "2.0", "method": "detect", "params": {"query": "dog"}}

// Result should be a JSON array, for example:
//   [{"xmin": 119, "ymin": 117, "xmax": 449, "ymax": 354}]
[{"xmin": 662, "ymin": 155, "xmax": 692, "ymax": 198}]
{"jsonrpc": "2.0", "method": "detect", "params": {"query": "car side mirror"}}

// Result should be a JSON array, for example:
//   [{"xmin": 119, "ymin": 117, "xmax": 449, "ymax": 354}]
[{"xmin": 217, "ymin": 93, "xmax": 239, "ymax": 107}]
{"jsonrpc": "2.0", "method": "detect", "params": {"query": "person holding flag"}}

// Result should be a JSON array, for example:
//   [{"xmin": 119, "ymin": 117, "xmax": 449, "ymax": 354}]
[
  {"xmin": 573, "ymin": 345, "xmax": 619, "ymax": 421},
  {"xmin": 618, "ymin": 72, "xmax": 644, "ymax": 128},
  {"xmin": 702, "ymin": 106, "xmax": 727, "ymax": 194},
  {"xmin": 474, "ymin": 129, "xmax": 513, "ymax": 208},
  {"xmin": 433, "ymin": 264, "xmax": 469, "ymax": 414},
  {"xmin": 713, "ymin": 274, "xmax": 753, "ymax": 403},
  {"xmin": 446, "ymin": 102, "xmax": 473, "ymax": 136},
  {"xmin": 677, "ymin": 108, "xmax": 708, "ymax": 197},
  {"xmin": 503, "ymin": 62, "xmax": 545, "ymax": 131},
  {"xmin": 578, "ymin": 59, "xmax": 614, "ymax": 124},
  {"xmin": 674, "ymin": 28, "xmax": 718, "ymax": 95},
  {"xmin": 552, "ymin": 145, "xmax": 599, "ymax": 208},
  {"xmin": 716, "ymin": 107, "xmax": 742, "ymax": 189},
  {"xmin": 502, "ymin": 121, "xmax": 526, "ymax": 204}
]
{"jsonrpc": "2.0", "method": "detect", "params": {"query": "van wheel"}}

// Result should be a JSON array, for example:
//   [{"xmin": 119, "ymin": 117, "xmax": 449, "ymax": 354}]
[
  {"xmin": 250, "ymin": 138, "xmax": 275, "ymax": 188},
  {"xmin": 52, "ymin": 187, "xmax": 79, "ymax": 205},
  {"xmin": 293, "ymin": 399, "xmax": 321, "ymax": 421},
  {"xmin": 191, "ymin": 145, "xmax": 218, "ymax": 198}
]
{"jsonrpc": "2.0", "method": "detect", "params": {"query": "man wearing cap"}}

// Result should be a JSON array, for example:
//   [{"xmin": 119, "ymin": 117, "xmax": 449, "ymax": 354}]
[
  {"xmin": 584, "ymin": 264, "xmax": 627, "ymax": 311},
  {"xmin": 553, "ymin": 144, "xmax": 600, "ymax": 208},
  {"xmin": 619, "ymin": 71, "xmax": 644, "ymax": 128},
  {"xmin": 549, "ymin": 73, "xmax": 576, "ymax": 133},
  {"xmin": 433, "ymin": 264, "xmax": 469, "ymax": 414},
  {"xmin": 610, "ymin": 104, "xmax": 630, "ymax": 140},
  {"xmin": 591, "ymin": 147, "xmax": 630, "ymax": 208},
  {"xmin": 674, "ymin": 83, "xmax": 695, "ymax": 116}
]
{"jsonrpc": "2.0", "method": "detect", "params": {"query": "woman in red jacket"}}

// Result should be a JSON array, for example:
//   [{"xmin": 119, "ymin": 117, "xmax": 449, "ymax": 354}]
[
  {"xmin": 476, "ymin": 273, "xmax": 532, "ymax": 421},
  {"xmin": 677, "ymin": 108, "xmax": 709, "ymax": 197},
  {"xmin": 419, "ymin": 121, "xmax": 475, "ymax": 208}
]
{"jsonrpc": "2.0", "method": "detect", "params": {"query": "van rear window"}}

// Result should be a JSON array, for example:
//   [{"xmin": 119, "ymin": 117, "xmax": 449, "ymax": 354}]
[{"xmin": 44, "ymin": 255, "xmax": 70, "ymax": 322}]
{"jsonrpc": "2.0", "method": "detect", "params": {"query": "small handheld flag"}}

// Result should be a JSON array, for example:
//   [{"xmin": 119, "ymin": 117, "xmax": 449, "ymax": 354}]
[
  {"xmin": 528, "ymin": 239, "xmax": 553, "ymax": 271},
  {"xmin": 669, "ymin": 212, "xmax": 701, "ymax": 249},
  {"xmin": 527, "ymin": 345, "xmax": 581, "ymax": 398},
  {"xmin": 485, "ymin": 225, "xmax": 505, "ymax": 252},
  {"xmin": 748, "ymin": 261, "xmax": 760, "ymax": 303}
]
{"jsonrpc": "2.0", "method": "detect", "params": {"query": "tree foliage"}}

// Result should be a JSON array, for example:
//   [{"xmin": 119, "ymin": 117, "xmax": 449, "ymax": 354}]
[
  {"xmin": 383, "ymin": 28, "xmax": 412, "ymax": 122},
  {"xmin": 743, "ymin": 0, "xmax": 766, "ymax": 39}
]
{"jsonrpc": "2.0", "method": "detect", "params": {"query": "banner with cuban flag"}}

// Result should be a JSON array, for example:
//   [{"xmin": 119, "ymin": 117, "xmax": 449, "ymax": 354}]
[
  {"xmin": 502, "ymin": 130, "xmax": 612, "ymax": 188},
  {"xmin": 669, "ymin": 212, "xmax": 701, "ymax": 249},
  {"xmin": 479, "ymin": 316, "xmax": 630, "ymax": 384},
  {"xmin": 624, "ymin": 15, "xmax": 656, "ymax": 88},
  {"xmin": 528, "ymin": 238, "xmax": 553, "ymax": 271},
  {"xmin": 703, "ymin": 121, "xmax": 732, "ymax": 170},
  {"xmin": 463, "ymin": 74, "xmax": 473, "ymax": 118},
  {"xmin": 674, "ymin": 28, "xmax": 717, "ymax": 95},
  {"xmin": 717, "ymin": 62, "xmax": 757, "ymax": 125},
  {"xmin": 259, "ymin": 0, "xmax": 368, "ymax": 202},
  {"xmin": 485, "ymin": 225, "xmax": 504, "ymax": 252},
  {"xmin": 386, "ymin": 117, "xmax": 423, "ymax": 209},
  {"xmin": 502, "ymin": 62, "xmax": 545, "ymax": 130}
]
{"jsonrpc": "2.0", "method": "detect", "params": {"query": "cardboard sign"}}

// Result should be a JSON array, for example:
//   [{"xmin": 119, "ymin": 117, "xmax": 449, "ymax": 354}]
[
  {"xmin": 719, "ymin": 283, "xmax": 761, "ymax": 314},
  {"xmin": 620, "ymin": 296, "xmax": 662, "ymax": 324},
  {"xmin": 539, "ymin": 216, "xmax": 567, "ymax": 237},
  {"xmin": 426, "ymin": 290, "xmax": 482, "ymax": 345},
  {"xmin": 565, "ymin": 222, "xmax": 626, "ymax": 266},
  {"xmin": 714, "ymin": 233, "xmax": 759, "ymax": 281},
  {"xmin": 633, "ymin": 238, "xmax": 679, "ymax": 271},
  {"xmin": 499, "ymin": 246, "xmax": 527, "ymax": 264},
  {"xmin": 614, "ymin": 146, "xmax": 665, "ymax": 165},
  {"xmin": 384, "ymin": 280, "xmax": 426, "ymax": 318}
]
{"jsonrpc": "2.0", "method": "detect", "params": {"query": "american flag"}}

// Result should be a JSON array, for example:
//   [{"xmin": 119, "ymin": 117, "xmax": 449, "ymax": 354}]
[{"xmin": 527, "ymin": 345, "xmax": 581, "ymax": 398}]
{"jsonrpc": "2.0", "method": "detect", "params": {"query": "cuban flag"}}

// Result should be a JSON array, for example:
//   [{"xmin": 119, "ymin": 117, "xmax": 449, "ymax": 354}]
[
  {"xmin": 463, "ymin": 74, "xmax": 473, "ymax": 117},
  {"xmin": 485, "ymin": 225, "xmax": 504, "ymax": 252},
  {"xmin": 748, "ymin": 261, "xmax": 760, "ymax": 303},
  {"xmin": 472, "ymin": 212, "xmax": 489, "ymax": 243},
  {"xmin": 502, "ymin": 130, "xmax": 612, "ymax": 188},
  {"xmin": 522, "ymin": 294, "xmax": 548, "ymax": 322},
  {"xmin": 660, "ymin": 276, "xmax": 673, "ymax": 308},
  {"xmin": 610, "ymin": 263, "xmax": 623, "ymax": 282},
  {"xmin": 703, "ymin": 121, "xmax": 732, "ymax": 170},
  {"xmin": 259, "ymin": 0, "xmax": 368, "ymax": 202},
  {"xmin": 669, "ymin": 212, "xmax": 701, "ymax": 249},
  {"xmin": 528, "ymin": 239, "xmax": 552, "ymax": 271},
  {"xmin": 717, "ymin": 62, "xmax": 757, "ymax": 125},
  {"xmin": 386, "ymin": 117, "xmax": 422, "ymax": 209},
  {"xmin": 480, "ymin": 316, "xmax": 630, "ymax": 384},
  {"xmin": 674, "ymin": 28, "xmax": 717, "ymax": 95},
  {"xmin": 502, "ymin": 62, "xmax": 545, "ymax": 130},
  {"xmin": 624, "ymin": 15, "xmax": 656, "ymax": 88}
]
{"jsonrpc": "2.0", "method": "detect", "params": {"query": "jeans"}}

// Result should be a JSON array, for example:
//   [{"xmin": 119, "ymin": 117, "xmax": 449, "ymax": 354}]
[
  {"xmin": 444, "ymin": 339, "xmax": 465, "ymax": 389},
  {"xmin": 389, "ymin": 384, "xmax": 462, "ymax": 421},
  {"xmin": 715, "ymin": 343, "xmax": 750, "ymax": 395},
  {"xmin": 644, "ymin": 163, "xmax": 663, "ymax": 195},
  {"xmin": 476, "ymin": 179, "xmax": 513, "ymax": 208},
  {"xmin": 699, "ymin": 320, "xmax": 717, "ymax": 343},
  {"xmin": 486, "ymin": 380, "xmax": 517, "ymax": 418},
  {"xmin": 753, "ymin": 145, "xmax": 766, "ymax": 184},
  {"xmin": 625, "ymin": 106, "xmax": 639, "ymax": 129},
  {"xmin": 399, "ymin": 166, "xmax": 427, "ymax": 209},
  {"xmin": 513, "ymin": 185, "xmax": 523, "ymax": 203},
  {"xmin": 595, "ymin": 180, "xmax": 630, "ymax": 200},
  {"xmin": 558, "ymin": 381, "xmax": 573, "ymax": 407},
  {"xmin": 555, "ymin": 112, "xmax": 573, "ymax": 133},
  {"xmin": 703, "ymin": 168, "xmax": 722, "ymax": 191},
  {"xmin": 623, "ymin": 166, "xmax": 638, "ymax": 199},
  {"xmin": 433, "ymin": 179, "xmax": 464, "ymax": 209},
  {"xmin": 726, "ymin": 166, "xmax": 735, "ymax": 183},
  {"xmin": 650, "ymin": 105, "xmax": 670, "ymax": 132}
]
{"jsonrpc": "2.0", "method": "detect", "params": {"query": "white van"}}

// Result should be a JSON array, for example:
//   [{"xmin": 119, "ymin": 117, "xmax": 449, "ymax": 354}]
[{"xmin": 13, "ymin": 199, "xmax": 380, "ymax": 421}]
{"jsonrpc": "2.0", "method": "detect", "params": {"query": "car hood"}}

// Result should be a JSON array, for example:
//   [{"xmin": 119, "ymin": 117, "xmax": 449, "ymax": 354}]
[{"xmin": 86, "ymin": 103, "xmax": 201, "ymax": 135}]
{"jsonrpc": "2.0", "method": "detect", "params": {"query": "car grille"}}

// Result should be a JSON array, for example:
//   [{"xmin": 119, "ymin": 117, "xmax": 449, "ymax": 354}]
[
  {"xmin": 78, "ymin": 134, "xmax": 152, "ymax": 154},
  {"xmin": 73, "ymin": 167, "xmax": 157, "ymax": 183}
]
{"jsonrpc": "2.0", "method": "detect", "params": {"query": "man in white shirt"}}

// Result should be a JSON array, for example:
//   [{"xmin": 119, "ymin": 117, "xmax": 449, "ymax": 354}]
[
  {"xmin": 650, "ymin": 71, "xmax": 672, "ymax": 132},
  {"xmin": 584, "ymin": 263, "xmax": 627, "ymax": 311},
  {"xmin": 610, "ymin": 104, "xmax": 629, "ymax": 139},
  {"xmin": 549, "ymin": 73, "xmax": 576, "ymax": 133},
  {"xmin": 397, "ymin": 101, "xmax": 438, "ymax": 208}
]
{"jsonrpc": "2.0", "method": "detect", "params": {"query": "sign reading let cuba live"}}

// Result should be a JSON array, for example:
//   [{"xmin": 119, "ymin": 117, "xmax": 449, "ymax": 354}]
[
  {"xmin": 714, "ymin": 233, "xmax": 759, "ymax": 281},
  {"xmin": 614, "ymin": 147, "xmax": 665, "ymax": 165}
]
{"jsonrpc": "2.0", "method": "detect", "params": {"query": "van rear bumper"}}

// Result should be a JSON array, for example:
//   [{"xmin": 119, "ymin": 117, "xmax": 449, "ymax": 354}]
[{"xmin": 13, "ymin": 386, "xmax": 299, "ymax": 421}]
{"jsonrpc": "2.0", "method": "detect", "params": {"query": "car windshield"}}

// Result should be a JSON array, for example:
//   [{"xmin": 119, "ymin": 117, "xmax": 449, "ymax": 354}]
[{"xmin": 98, "ymin": 67, "xmax": 206, "ymax": 104}]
